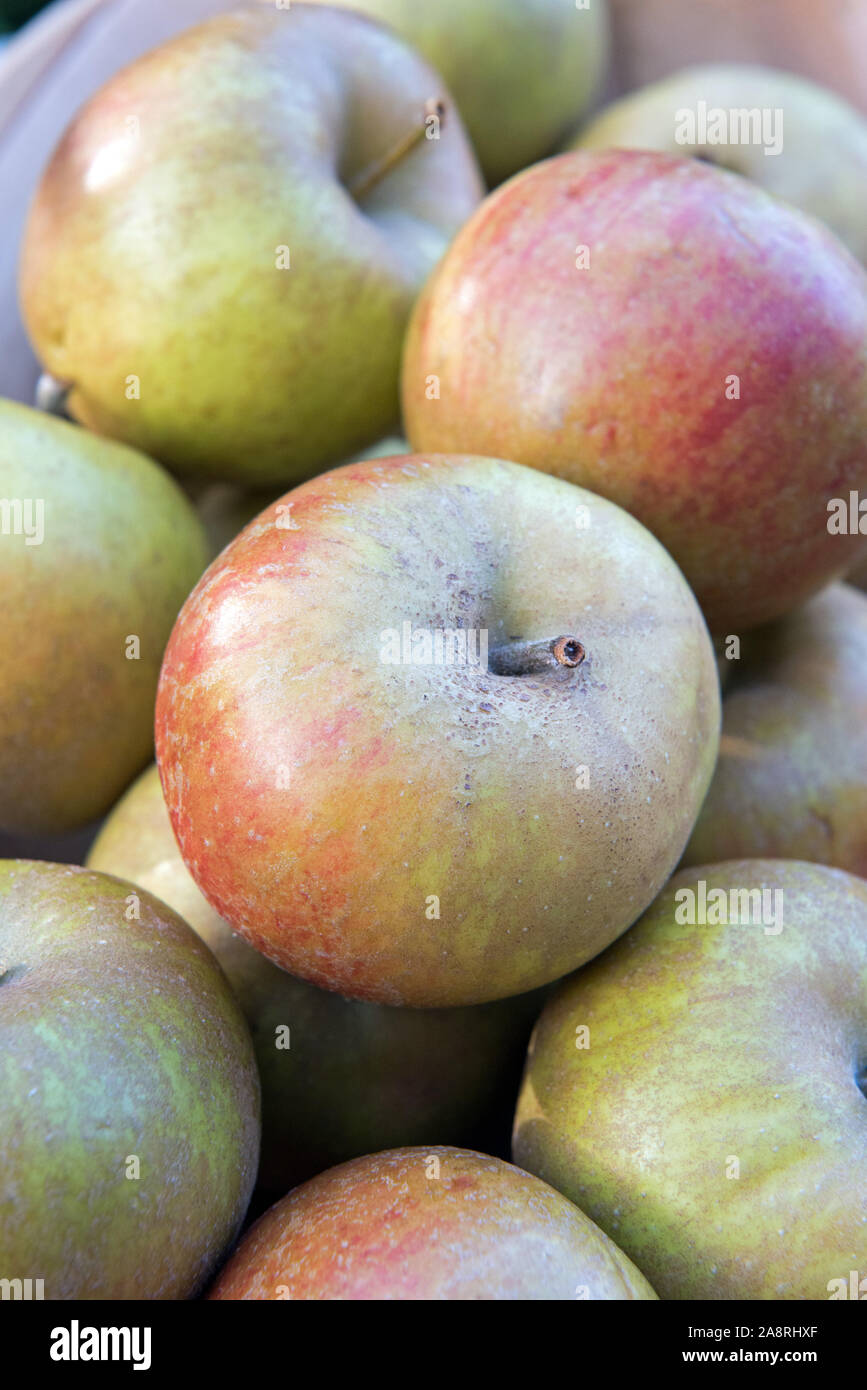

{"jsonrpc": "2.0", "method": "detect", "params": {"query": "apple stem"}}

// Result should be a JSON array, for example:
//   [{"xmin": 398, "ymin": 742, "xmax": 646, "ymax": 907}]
[
  {"xmin": 34, "ymin": 372, "xmax": 72, "ymax": 417},
  {"xmin": 488, "ymin": 635, "xmax": 586, "ymax": 677},
  {"xmin": 348, "ymin": 98, "xmax": 446, "ymax": 202}
]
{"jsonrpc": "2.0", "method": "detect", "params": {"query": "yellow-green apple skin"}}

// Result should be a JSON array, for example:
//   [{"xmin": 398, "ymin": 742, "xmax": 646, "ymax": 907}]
[
  {"xmin": 0, "ymin": 400, "xmax": 206, "ymax": 834},
  {"xmin": 0, "ymin": 859, "xmax": 260, "ymax": 1300},
  {"xmin": 683, "ymin": 585, "xmax": 867, "ymax": 876},
  {"xmin": 513, "ymin": 859, "xmax": 867, "ymax": 1300},
  {"xmin": 208, "ymin": 1146, "xmax": 657, "ymax": 1300},
  {"xmin": 155, "ymin": 452, "xmax": 720, "ymax": 1009},
  {"xmin": 87, "ymin": 763, "xmax": 547, "ymax": 1192},
  {"xmin": 402, "ymin": 149, "xmax": 867, "ymax": 633},
  {"xmin": 570, "ymin": 64, "xmax": 867, "ymax": 267},
  {"xmin": 19, "ymin": 5, "xmax": 483, "ymax": 487},
  {"xmin": 300, "ymin": 0, "xmax": 610, "ymax": 186}
]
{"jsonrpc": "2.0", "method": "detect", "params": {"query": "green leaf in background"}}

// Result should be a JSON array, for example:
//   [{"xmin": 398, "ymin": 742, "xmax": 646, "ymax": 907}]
[{"xmin": 0, "ymin": 0, "xmax": 53, "ymax": 35}]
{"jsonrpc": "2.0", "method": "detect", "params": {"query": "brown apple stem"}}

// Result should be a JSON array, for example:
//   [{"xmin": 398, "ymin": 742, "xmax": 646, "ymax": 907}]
[
  {"xmin": 348, "ymin": 98, "xmax": 446, "ymax": 202},
  {"xmin": 488, "ymin": 635, "xmax": 586, "ymax": 677},
  {"xmin": 34, "ymin": 372, "xmax": 72, "ymax": 416}
]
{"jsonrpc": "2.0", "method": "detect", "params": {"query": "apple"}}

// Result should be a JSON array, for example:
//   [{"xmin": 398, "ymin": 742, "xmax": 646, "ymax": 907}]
[
  {"xmin": 0, "ymin": 859, "xmax": 259, "ymax": 1299},
  {"xmin": 299, "ymin": 0, "xmax": 611, "ymax": 187},
  {"xmin": 19, "ymin": 4, "xmax": 483, "ymax": 486},
  {"xmin": 682, "ymin": 584, "xmax": 867, "ymax": 877},
  {"xmin": 155, "ymin": 451, "xmax": 719, "ymax": 1009},
  {"xmin": 208, "ymin": 1146, "xmax": 657, "ymax": 1300},
  {"xmin": 0, "ymin": 399, "xmax": 206, "ymax": 834},
  {"xmin": 607, "ymin": 0, "xmax": 867, "ymax": 119},
  {"xmin": 402, "ymin": 149, "xmax": 867, "ymax": 633},
  {"xmin": 570, "ymin": 64, "xmax": 867, "ymax": 267},
  {"xmin": 513, "ymin": 858, "xmax": 867, "ymax": 1300},
  {"xmin": 87, "ymin": 763, "xmax": 547, "ymax": 1191}
]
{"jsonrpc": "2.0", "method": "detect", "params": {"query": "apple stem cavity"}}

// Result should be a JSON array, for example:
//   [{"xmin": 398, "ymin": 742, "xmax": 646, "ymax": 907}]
[
  {"xmin": 488, "ymin": 635, "xmax": 586, "ymax": 677},
  {"xmin": 348, "ymin": 99, "xmax": 447, "ymax": 203},
  {"xmin": 34, "ymin": 372, "xmax": 72, "ymax": 417}
]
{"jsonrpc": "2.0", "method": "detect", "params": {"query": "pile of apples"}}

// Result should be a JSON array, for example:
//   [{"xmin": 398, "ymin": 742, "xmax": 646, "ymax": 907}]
[{"xmin": 2, "ymin": 0, "xmax": 867, "ymax": 1303}]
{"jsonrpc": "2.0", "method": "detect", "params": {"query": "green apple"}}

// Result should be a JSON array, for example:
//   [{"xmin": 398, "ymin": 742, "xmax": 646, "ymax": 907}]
[
  {"xmin": 402, "ymin": 149, "xmax": 867, "ymax": 633},
  {"xmin": 0, "ymin": 859, "xmax": 259, "ymax": 1299},
  {"xmin": 0, "ymin": 399, "xmax": 206, "ymax": 834},
  {"xmin": 208, "ymin": 1146, "xmax": 657, "ymax": 1299},
  {"xmin": 300, "ymin": 0, "xmax": 611, "ymax": 186},
  {"xmin": 87, "ymin": 763, "xmax": 547, "ymax": 1191},
  {"xmin": 683, "ymin": 584, "xmax": 867, "ymax": 876},
  {"xmin": 570, "ymin": 64, "xmax": 867, "ymax": 266},
  {"xmin": 155, "ymin": 451, "xmax": 719, "ymax": 1008},
  {"xmin": 514, "ymin": 859, "xmax": 867, "ymax": 1300},
  {"xmin": 19, "ymin": 4, "xmax": 483, "ymax": 486}
]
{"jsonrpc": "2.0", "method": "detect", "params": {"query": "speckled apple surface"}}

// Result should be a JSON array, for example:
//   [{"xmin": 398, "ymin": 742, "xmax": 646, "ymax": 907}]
[
  {"xmin": 87, "ymin": 763, "xmax": 547, "ymax": 1191},
  {"xmin": 0, "ymin": 860, "xmax": 260, "ymax": 1299},
  {"xmin": 19, "ymin": 4, "xmax": 483, "ymax": 485},
  {"xmin": 0, "ymin": 401, "xmax": 207, "ymax": 834},
  {"xmin": 402, "ymin": 149, "xmax": 867, "ymax": 632},
  {"xmin": 683, "ymin": 584, "xmax": 867, "ymax": 876},
  {"xmin": 155, "ymin": 452, "xmax": 720, "ymax": 1008},
  {"xmin": 208, "ymin": 1146, "xmax": 657, "ymax": 1300},
  {"xmin": 514, "ymin": 859, "xmax": 867, "ymax": 1300}
]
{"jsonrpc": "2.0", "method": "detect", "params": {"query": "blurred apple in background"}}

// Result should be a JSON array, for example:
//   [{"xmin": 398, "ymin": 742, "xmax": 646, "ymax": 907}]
[
  {"xmin": 682, "ymin": 585, "xmax": 867, "ymax": 877},
  {"xmin": 403, "ymin": 149, "xmax": 867, "ymax": 633},
  {"xmin": 87, "ymin": 763, "xmax": 547, "ymax": 1192},
  {"xmin": 514, "ymin": 859, "xmax": 867, "ymax": 1300},
  {"xmin": 301, "ymin": 0, "xmax": 611, "ymax": 186},
  {"xmin": 571, "ymin": 64, "xmax": 867, "ymax": 267},
  {"xmin": 209, "ymin": 1146, "xmax": 657, "ymax": 1300},
  {"xmin": 0, "ymin": 400, "xmax": 206, "ymax": 834},
  {"xmin": 155, "ymin": 452, "xmax": 719, "ymax": 1009},
  {"xmin": 19, "ymin": 4, "xmax": 483, "ymax": 486},
  {"xmin": 0, "ymin": 860, "xmax": 259, "ymax": 1298},
  {"xmin": 608, "ymin": 0, "xmax": 867, "ymax": 116}
]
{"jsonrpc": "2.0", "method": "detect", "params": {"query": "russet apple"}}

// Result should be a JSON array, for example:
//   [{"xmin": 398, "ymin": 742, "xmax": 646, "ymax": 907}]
[
  {"xmin": 155, "ymin": 452, "xmax": 719, "ymax": 1008},
  {"xmin": 570, "ymin": 64, "xmax": 867, "ymax": 266},
  {"xmin": 514, "ymin": 859, "xmax": 867, "ymax": 1300},
  {"xmin": 402, "ymin": 149, "xmax": 867, "ymax": 633},
  {"xmin": 683, "ymin": 584, "xmax": 867, "ymax": 876},
  {"xmin": 19, "ymin": 4, "xmax": 483, "ymax": 485},
  {"xmin": 300, "ymin": 0, "xmax": 611, "ymax": 186},
  {"xmin": 0, "ymin": 399, "xmax": 206, "ymax": 834},
  {"xmin": 208, "ymin": 1146, "xmax": 658, "ymax": 1300},
  {"xmin": 0, "ymin": 859, "xmax": 259, "ymax": 1299},
  {"xmin": 87, "ymin": 763, "xmax": 547, "ymax": 1191}
]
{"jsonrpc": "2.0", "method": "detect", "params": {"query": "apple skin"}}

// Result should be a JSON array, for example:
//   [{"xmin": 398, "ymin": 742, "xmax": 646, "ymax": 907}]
[
  {"xmin": 155, "ymin": 452, "xmax": 720, "ymax": 1009},
  {"xmin": 0, "ymin": 399, "xmax": 207, "ymax": 835},
  {"xmin": 87, "ymin": 763, "xmax": 547, "ymax": 1192},
  {"xmin": 0, "ymin": 859, "xmax": 260, "ymax": 1299},
  {"xmin": 683, "ymin": 585, "xmax": 867, "ymax": 876},
  {"xmin": 299, "ymin": 0, "xmax": 610, "ymax": 186},
  {"xmin": 402, "ymin": 149, "xmax": 867, "ymax": 634},
  {"xmin": 19, "ymin": 5, "xmax": 483, "ymax": 486},
  {"xmin": 570, "ymin": 64, "xmax": 867, "ymax": 267},
  {"xmin": 208, "ymin": 1146, "xmax": 657, "ymax": 1300},
  {"xmin": 513, "ymin": 859, "xmax": 867, "ymax": 1300}
]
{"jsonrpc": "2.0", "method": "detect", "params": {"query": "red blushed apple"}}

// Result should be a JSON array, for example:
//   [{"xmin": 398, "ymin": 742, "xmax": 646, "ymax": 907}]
[
  {"xmin": 155, "ymin": 453, "xmax": 719, "ymax": 1009},
  {"xmin": 401, "ymin": 149, "xmax": 867, "ymax": 633},
  {"xmin": 207, "ymin": 1147, "xmax": 658, "ymax": 1300}
]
